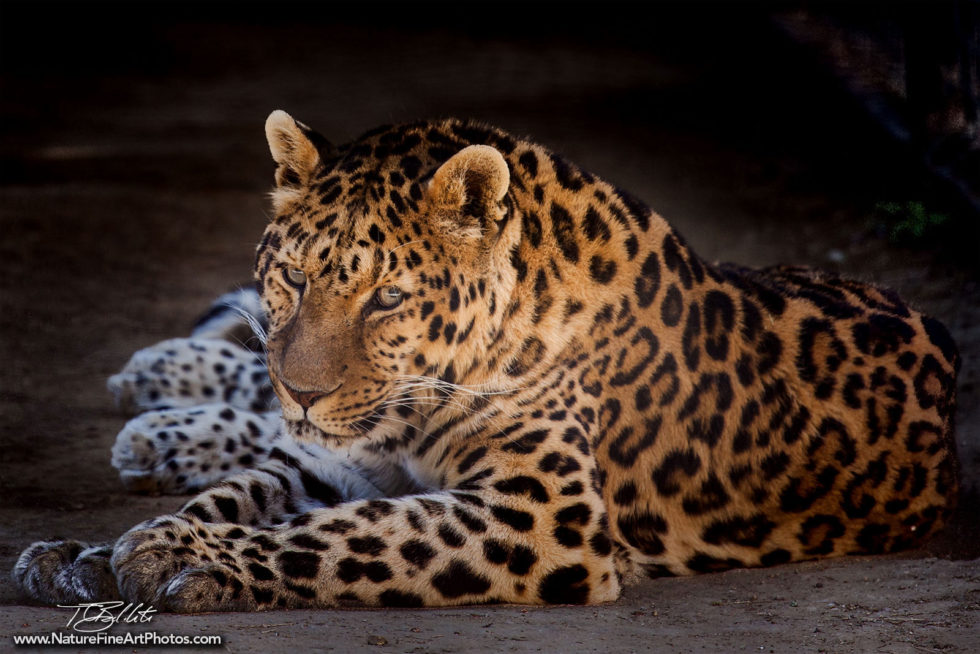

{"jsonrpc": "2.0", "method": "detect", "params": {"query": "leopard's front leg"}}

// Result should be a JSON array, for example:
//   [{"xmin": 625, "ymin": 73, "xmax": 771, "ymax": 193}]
[
  {"xmin": 111, "ymin": 434, "xmax": 620, "ymax": 611},
  {"xmin": 13, "ymin": 439, "xmax": 381, "ymax": 605}
]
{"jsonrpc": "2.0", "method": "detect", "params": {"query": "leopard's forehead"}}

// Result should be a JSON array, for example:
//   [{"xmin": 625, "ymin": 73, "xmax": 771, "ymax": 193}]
[{"xmin": 259, "ymin": 119, "xmax": 521, "ymax": 287}]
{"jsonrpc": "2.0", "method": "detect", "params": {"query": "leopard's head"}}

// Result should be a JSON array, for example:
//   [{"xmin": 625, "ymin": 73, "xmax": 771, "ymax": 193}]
[{"xmin": 256, "ymin": 111, "xmax": 521, "ymax": 442}]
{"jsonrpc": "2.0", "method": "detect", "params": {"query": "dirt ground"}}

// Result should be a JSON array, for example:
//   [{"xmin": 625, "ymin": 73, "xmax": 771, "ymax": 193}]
[{"xmin": 1, "ymin": 4, "xmax": 978, "ymax": 652}]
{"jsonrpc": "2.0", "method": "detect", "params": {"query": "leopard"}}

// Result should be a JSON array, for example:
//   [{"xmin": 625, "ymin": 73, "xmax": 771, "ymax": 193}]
[{"xmin": 13, "ymin": 110, "xmax": 960, "ymax": 611}]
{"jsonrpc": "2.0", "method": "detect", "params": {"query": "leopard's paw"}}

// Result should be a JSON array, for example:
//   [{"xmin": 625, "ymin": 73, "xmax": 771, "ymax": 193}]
[
  {"xmin": 111, "ymin": 405, "xmax": 280, "ymax": 494},
  {"xmin": 112, "ymin": 517, "xmax": 254, "ymax": 612},
  {"xmin": 107, "ymin": 338, "xmax": 273, "ymax": 416},
  {"xmin": 13, "ymin": 541, "xmax": 119, "ymax": 604}
]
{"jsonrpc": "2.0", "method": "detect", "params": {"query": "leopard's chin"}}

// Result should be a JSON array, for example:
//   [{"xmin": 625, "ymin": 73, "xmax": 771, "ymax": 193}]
[
  {"xmin": 284, "ymin": 417, "xmax": 355, "ymax": 445},
  {"xmin": 285, "ymin": 409, "xmax": 391, "ymax": 446}
]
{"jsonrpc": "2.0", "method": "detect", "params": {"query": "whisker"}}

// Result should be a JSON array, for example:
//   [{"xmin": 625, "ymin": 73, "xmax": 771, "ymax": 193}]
[
  {"xmin": 395, "ymin": 374, "xmax": 523, "ymax": 397},
  {"xmin": 381, "ymin": 396, "xmax": 475, "ymax": 416},
  {"xmin": 386, "ymin": 239, "xmax": 424, "ymax": 255},
  {"xmin": 236, "ymin": 308, "xmax": 268, "ymax": 347}
]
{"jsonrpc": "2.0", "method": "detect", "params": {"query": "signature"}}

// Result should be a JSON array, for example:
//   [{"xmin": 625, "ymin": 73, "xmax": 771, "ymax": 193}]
[{"xmin": 57, "ymin": 601, "xmax": 157, "ymax": 633}]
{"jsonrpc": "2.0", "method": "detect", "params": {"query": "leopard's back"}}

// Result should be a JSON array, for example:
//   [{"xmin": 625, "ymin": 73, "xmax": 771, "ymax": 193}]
[{"xmin": 585, "ymin": 254, "xmax": 959, "ymax": 578}]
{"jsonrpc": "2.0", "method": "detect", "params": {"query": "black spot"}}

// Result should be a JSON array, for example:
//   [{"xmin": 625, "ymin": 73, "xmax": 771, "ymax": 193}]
[
  {"xmin": 701, "ymin": 514, "xmax": 775, "ymax": 547},
  {"xmin": 379, "ymin": 589, "xmax": 424, "ymax": 608},
  {"xmin": 453, "ymin": 505, "xmax": 488, "ymax": 533},
  {"xmin": 336, "ymin": 557, "xmax": 393, "ymax": 583},
  {"xmin": 624, "ymin": 234, "xmax": 639, "ymax": 260},
  {"xmin": 686, "ymin": 553, "xmax": 742, "ymax": 574},
  {"xmin": 400, "ymin": 540, "xmax": 436, "ymax": 569},
  {"xmin": 613, "ymin": 481, "xmax": 638, "ymax": 505},
  {"xmin": 300, "ymin": 470, "xmax": 342, "ymax": 507},
  {"xmin": 564, "ymin": 298, "xmax": 584, "ymax": 319},
  {"xmin": 439, "ymin": 321, "xmax": 456, "ymax": 343},
  {"xmin": 852, "ymin": 314, "xmax": 916, "ymax": 357},
  {"xmin": 796, "ymin": 317, "xmax": 848, "ymax": 395},
  {"xmin": 508, "ymin": 545, "xmax": 537, "ymax": 576},
  {"xmin": 550, "ymin": 203, "xmax": 580, "ymax": 263},
  {"xmin": 589, "ymin": 255, "xmax": 617, "ymax": 284},
  {"xmin": 438, "ymin": 523, "xmax": 466, "ymax": 548},
  {"xmin": 634, "ymin": 252, "xmax": 661, "ymax": 308},
  {"xmin": 660, "ymin": 284, "xmax": 683, "ymax": 327},
  {"xmin": 635, "ymin": 385, "xmax": 652, "ymax": 412},
  {"xmin": 505, "ymin": 336, "xmax": 547, "ymax": 377},
  {"xmin": 355, "ymin": 500, "xmax": 396, "ymax": 522},
  {"xmin": 278, "ymin": 551, "xmax": 320, "ymax": 579},
  {"xmin": 250, "ymin": 585, "xmax": 275, "ymax": 604},
  {"xmin": 523, "ymin": 211, "xmax": 543, "ymax": 248},
  {"xmin": 368, "ymin": 223, "xmax": 385, "ymax": 244},
  {"xmin": 681, "ymin": 301, "xmax": 701, "ymax": 371},
  {"xmin": 617, "ymin": 511, "xmax": 667, "ymax": 555},
  {"xmin": 914, "ymin": 354, "xmax": 954, "ymax": 413},
  {"xmin": 457, "ymin": 446, "xmax": 488, "ymax": 474},
  {"xmin": 590, "ymin": 531, "xmax": 613, "ymax": 556},
  {"xmin": 214, "ymin": 496, "xmax": 239, "ymax": 523},
  {"xmin": 491, "ymin": 505, "xmax": 534, "ymax": 531},
  {"xmin": 779, "ymin": 467, "xmax": 840, "ymax": 513},
  {"xmin": 662, "ymin": 234, "xmax": 692, "ymax": 289},
  {"xmin": 501, "ymin": 428, "xmax": 549, "ymax": 454},
  {"xmin": 250, "ymin": 534, "xmax": 282, "ymax": 552},
  {"xmin": 483, "ymin": 539, "xmax": 509, "ymax": 564},
  {"xmin": 539, "ymin": 564, "xmax": 590, "ymax": 604},
  {"xmin": 550, "ymin": 152, "xmax": 586, "ymax": 191},
  {"xmin": 493, "ymin": 476, "xmax": 550, "ymax": 503},
  {"xmin": 651, "ymin": 448, "xmax": 701, "ymax": 496},
  {"xmin": 538, "ymin": 451, "xmax": 582, "ymax": 476},
  {"xmin": 519, "ymin": 150, "xmax": 539, "ymax": 176},
  {"xmin": 614, "ymin": 187, "xmax": 650, "ymax": 231},
  {"xmin": 318, "ymin": 519, "xmax": 356, "ymax": 534},
  {"xmin": 288, "ymin": 534, "xmax": 330, "ymax": 550},
  {"xmin": 248, "ymin": 563, "xmax": 275, "ymax": 581},
  {"xmin": 608, "ymin": 416, "xmax": 661, "ymax": 467},
  {"xmin": 921, "ymin": 315, "xmax": 958, "ymax": 365},
  {"xmin": 554, "ymin": 526, "xmax": 583, "ymax": 547},
  {"xmin": 347, "ymin": 536, "xmax": 387, "ymax": 556},
  {"xmin": 681, "ymin": 473, "xmax": 730, "ymax": 515},
  {"xmin": 428, "ymin": 314, "xmax": 444, "ymax": 341},
  {"xmin": 609, "ymin": 327, "xmax": 659, "ymax": 387},
  {"xmin": 703, "ymin": 290, "xmax": 735, "ymax": 361},
  {"xmin": 761, "ymin": 452, "xmax": 791, "ymax": 479},
  {"xmin": 285, "ymin": 581, "xmax": 316, "ymax": 600},
  {"xmin": 432, "ymin": 560, "xmax": 492, "ymax": 598},
  {"xmin": 906, "ymin": 421, "xmax": 944, "ymax": 455},
  {"xmin": 583, "ymin": 207, "xmax": 611, "ymax": 242},
  {"xmin": 184, "ymin": 503, "xmax": 212, "ymax": 522}
]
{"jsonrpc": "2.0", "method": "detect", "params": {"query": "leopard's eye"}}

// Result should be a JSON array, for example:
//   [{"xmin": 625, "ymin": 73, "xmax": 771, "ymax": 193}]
[
  {"xmin": 375, "ymin": 286, "xmax": 403, "ymax": 308},
  {"xmin": 283, "ymin": 267, "xmax": 307, "ymax": 289}
]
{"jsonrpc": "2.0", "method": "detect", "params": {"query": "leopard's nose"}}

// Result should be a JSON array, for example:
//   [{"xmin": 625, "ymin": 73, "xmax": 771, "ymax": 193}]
[{"xmin": 281, "ymin": 382, "xmax": 341, "ymax": 409}]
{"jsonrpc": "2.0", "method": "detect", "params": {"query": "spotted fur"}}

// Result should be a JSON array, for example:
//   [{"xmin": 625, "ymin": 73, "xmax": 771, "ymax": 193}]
[{"xmin": 13, "ymin": 111, "xmax": 959, "ymax": 611}]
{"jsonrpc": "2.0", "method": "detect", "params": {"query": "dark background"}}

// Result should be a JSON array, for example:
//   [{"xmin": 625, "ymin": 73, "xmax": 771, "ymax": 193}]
[{"xmin": 1, "ymin": 2, "xmax": 978, "ymax": 650}]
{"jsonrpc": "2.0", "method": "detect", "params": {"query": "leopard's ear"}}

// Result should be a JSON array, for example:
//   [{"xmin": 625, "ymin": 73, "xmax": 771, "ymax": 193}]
[
  {"xmin": 265, "ymin": 110, "xmax": 330, "ymax": 189},
  {"xmin": 428, "ymin": 145, "xmax": 510, "ymax": 238}
]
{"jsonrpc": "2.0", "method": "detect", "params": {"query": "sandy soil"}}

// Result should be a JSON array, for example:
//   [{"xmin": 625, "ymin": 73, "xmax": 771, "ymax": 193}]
[{"xmin": 1, "ymin": 6, "xmax": 977, "ymax": 652}]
